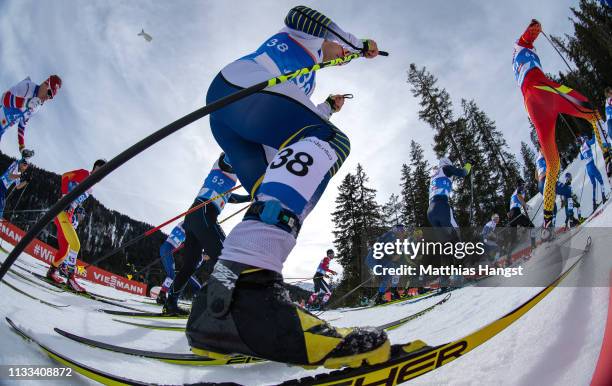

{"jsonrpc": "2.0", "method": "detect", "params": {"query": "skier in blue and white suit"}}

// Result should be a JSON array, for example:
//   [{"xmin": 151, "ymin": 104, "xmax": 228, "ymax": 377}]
[
  {"xmin": 578, "ymin": 135, "xmax": 607, "ymax": 210},
  {"xmin": 163, "ymin": 153, "xmax": 250, "ymax": 315},
  {"xmin": 187, "ymin": 5, "xmax": 389, "ymax": 368},
  {"xmin": 365, "ymin": 224, "xmax": 409, "ymax": 304},
  {"xmin": 427, "ymin": 157, "xmax": 471, "ymax": 239},
  {"xmin": 156, "ymin": 222, "xmax": 203, "ymax": 304}
]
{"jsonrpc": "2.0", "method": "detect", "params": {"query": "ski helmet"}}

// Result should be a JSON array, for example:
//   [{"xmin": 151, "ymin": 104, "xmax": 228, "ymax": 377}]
[
  {"xmin": 516, "ymin": 178, "xmax": 525, "ymax": 188},
  {"xmin": 45, "ymin": 75, "xmax": 62, "ymax": 99},
  {"xmin": 326, "ymin": 249, "xmax": 334, "ymax": 256},
  {"xmin": 218, "ymin": 152, "xmax": 234, "ymax": 174},
  {"xmin": 439, "ymin": 157, "xmax": 452, "ymax": 167}
]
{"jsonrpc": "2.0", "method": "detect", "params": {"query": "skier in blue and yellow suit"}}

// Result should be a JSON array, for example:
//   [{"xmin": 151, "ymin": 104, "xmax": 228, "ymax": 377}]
[{"xmin": 187, "ymin": 5, "xmax": 389, "ymax": 369}]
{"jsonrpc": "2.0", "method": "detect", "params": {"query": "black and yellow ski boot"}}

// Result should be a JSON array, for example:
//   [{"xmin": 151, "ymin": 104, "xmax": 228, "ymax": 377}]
[{"xmin": 186, "ymin": 260, "xmax": 390, "ymax": 369}]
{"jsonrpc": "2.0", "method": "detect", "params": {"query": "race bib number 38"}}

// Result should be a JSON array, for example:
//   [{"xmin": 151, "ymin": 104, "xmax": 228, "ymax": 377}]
[{"xmin": 262, "ymin": 137, "xmax": 337, "ymax": 214}]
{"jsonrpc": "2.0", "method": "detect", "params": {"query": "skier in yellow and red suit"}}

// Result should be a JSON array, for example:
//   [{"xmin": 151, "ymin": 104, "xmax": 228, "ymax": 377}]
[
  {"xmin": 46, "ymin": 159, "xmax": 106, "ymax": 292},
  {"xmin": 513, "ymin": 19, "xmax": 608, "ymax": 233}
]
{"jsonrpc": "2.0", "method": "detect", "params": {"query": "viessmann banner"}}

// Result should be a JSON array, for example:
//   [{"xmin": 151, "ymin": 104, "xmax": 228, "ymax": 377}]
[{"xmin": 0, "ymin": 220, "xmax": 147, "ymax": 296}]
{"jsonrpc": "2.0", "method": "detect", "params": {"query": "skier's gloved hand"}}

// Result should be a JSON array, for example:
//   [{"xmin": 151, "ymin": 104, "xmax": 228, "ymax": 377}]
[
  {"xmin": 361, "ymin": 39, "xmax": 379, "ymax": 58},
  {"xmin": 21, "ymin": 148, "xmax": 35, "ymax": 159},
  {"xmin": 463, "ymin": 162, "xmax": 472, "ymax": 175},
  {"xmin": 519, "ymin": 19, "xmax": 542, "ymax": 48},
  {"xmin": 325, "ymin": 95, "xmax": 346, "ymax": 113}
]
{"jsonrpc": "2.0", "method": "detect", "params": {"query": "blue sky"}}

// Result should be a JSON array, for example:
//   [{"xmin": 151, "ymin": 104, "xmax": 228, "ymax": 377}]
[{"xmin": 0, "ymin": 0, "xmax": 580, "ymax": 278}]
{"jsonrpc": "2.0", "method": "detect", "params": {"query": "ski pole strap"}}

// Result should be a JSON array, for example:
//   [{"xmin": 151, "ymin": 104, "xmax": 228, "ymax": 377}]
[{"xmin": 244, "ymin": 201, "xmax": 301, "ymax": 236}]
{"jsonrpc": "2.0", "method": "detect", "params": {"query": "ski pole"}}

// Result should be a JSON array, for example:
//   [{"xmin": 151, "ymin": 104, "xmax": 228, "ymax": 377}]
[
  {"xmin": 0, "ymin": 49, "xmax": 386, "ymax": 283},
  {"xmin": 315, "ymin": 276, "xmax": 374, "ymax": 315},
  {"xmin": 90, "ymin": 185, "xmax": 243, "ymax": 266},
  {"xmin": 218, "ymin": 203, "xmax": 251, "ymax": 224},
  {"xmin": 1, "ymin": 208, "xmax": 48, "ymax": 215},
  {"xmin": 540, "ymin": 31, "xmax": 605, "ymax": 120},
  {"xmin": 130, "ymin": 202, "xmax": 252, "ymax": 277}
]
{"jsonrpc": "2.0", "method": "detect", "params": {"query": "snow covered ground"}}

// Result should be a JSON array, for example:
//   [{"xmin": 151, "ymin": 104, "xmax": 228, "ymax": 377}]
[{"xmin": 0, "ymin": 151, "xmax": 610, "ymax": 385}]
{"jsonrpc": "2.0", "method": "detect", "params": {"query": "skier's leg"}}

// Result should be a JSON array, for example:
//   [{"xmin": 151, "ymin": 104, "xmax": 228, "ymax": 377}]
[
  {"xmin": 591, "ymin": 163, "xmax": 606, "ymax": 201},
  {"xmin": 188, "ymin": 77, "xmax": 388, "ymax": 368},
  {"xmin": 527, "ymin": 107, "xmax": 558, "ymax": 227},
  {"xmin": 164, "ymin": 229, "xmax": 201, "ymax": 315},
  {"xmin": 159, "ymin": 242, "xmax": 176, "ymax": 281},
  {"xmin": 588, "ymin": 168, "xmax": 598, "ymax": 206},
  {"xmin": 320, "ymin": 279, "xmax": 332, "ymax": 305},
  {"xmin": 190, "ymin": 205, "xmax": 225, "ymax": 275},
  {"xmin": 159, "ymin": 242, "xmax": 176, "ymax": 297},
  {"xmin": 50, "ymin": 212, "xmax": 83, "ymax": 292}
]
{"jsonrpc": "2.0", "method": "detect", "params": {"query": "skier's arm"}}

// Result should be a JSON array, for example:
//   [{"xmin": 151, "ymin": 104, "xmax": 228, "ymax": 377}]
[
  {"xmin": 315, "ymin": 95, "xmax": 346, "ymax": 118},
  {"xmin": 284, "ymin": 6, "xmax": 377, "ymax": 57},
  {"xmin": 315, "ymin": 101, "xmax": 333, "ymax": 119},
  {"xmin": 228, "ymin": 193, "xmax": 250, "ymax": 204},
  {"xmin": 517, "ymin": 19, "xmax": 542, "ymax": 49},
  {"xmin": 442, "ymin": 165, "xmax": 468, "ymax": 179}
]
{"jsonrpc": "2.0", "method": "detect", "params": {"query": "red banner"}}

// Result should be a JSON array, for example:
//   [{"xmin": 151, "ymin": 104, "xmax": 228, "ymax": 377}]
[{"xmin": 0, "ymin": 220, "xmax": 147, "ymax": 296}]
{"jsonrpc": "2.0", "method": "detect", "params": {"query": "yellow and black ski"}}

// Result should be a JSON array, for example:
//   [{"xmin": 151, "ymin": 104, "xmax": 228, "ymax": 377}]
[{"xmin": 275, "ymin": 237, "xmax": 592, "ymax": 386}]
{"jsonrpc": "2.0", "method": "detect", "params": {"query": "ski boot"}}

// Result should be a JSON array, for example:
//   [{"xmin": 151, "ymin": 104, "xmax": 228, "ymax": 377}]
[
  {"xmin": 58, "ymin": 264, "xmax": 71, "ymax": 279},
  {"xmin": 602, "ymin": 193, "xmax": 607, "ymax": 205},
  {"xmin": 46, "ymin": 265, "xmax": 64, "ymax": 285},
  {"xmin": 186, "ymin": 260, "xmax": 390, "ymax": 369},
  {"xmin": 163, "ymin": 291, "xmax": 189, "ymax": 316},
  {"xmin": 156, "ymin": 289, "xmax": 167, "ymax": 305},
  {"xmin": 66, "ymin": 274, "xmax": 86, "ymax": 293},
  {"xmin": 540, "ymin": 213, "xmax": 554, "ymax": 242},
  {"xmin": 593, "ymin": 199, "xmax": 599, "ymax": 212}
]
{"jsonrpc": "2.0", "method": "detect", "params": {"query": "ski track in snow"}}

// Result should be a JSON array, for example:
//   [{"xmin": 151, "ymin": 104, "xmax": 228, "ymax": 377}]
[{"xmin": 0, "ymin": 154, "xmax": 610, "ymax": 385}]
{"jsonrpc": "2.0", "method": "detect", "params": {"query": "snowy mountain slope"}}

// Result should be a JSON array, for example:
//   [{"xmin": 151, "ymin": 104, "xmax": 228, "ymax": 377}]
[{"xmin": 0, "ymin": 150, "xmax": 611, "ymax": 386}]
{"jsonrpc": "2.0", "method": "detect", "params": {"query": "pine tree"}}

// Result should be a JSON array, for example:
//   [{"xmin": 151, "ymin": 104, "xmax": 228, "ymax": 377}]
[
  {"xmin": 407, "ymin": 64, "xmax": 472, "ymax": 225},
  {"xmin": 408, "ymin": 140, "xmax": 431, "ymax": 227},
  {"xmin": 547, "ymin": 1, "xmax": 612, "ymax": 163},
  {"xmin": 460, "ymin": 100, "xmax": 522, "ymax": 223},
  {"xmin": 381, "ymin": 193, "xmax": 402, "ymax": 228},
  {"xmin": 407, "ymin": 64, "xmax": 463, "ymax": 161},
  {"xmin": 520, "ymin": 141, "xmax": 539, "ymax": 199},
  {"xmin": 354, "ymin": 164, "xmax": 383, "ymax": 242},
  {"xmin": 552, "ymin": 0, "xmax": 612, "ymax": 110},
  {"xmin": 331, "ymin": 165, "xmax": 382, "ymax": 305},
  {"xmin": 400, "ymin": 163, "xmax": 416, "ymax": 225}
]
